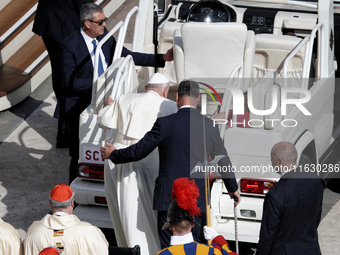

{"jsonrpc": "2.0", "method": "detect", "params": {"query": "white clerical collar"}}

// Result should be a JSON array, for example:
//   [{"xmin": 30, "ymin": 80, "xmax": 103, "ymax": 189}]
[
  {"xmin": 53, "ymin": 212, "xmax": 68, "ymax": 216},
  {"xmin": 180, "ymin": 105, "xmax": 195, "ymax": 110},
  {"xmin": 170, "ymin": 232, "xmax": 194, "ymax": 245}
]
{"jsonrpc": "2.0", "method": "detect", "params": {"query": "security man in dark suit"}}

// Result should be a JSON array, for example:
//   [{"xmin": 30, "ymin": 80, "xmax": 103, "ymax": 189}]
[
  {"xmin": 257, "ymin": 142, "xmax": 324, "ymax": 255},
  {"xmin": 100, "ymin": 80, "xmax": 241, "ymax": 248},
  {"xmin": 59, "ymin": 3, "xmax": 173, "ymax": 183},
  {"xmin": 33, "ymin": 0, "xmax": 92, "ymax": 148}
]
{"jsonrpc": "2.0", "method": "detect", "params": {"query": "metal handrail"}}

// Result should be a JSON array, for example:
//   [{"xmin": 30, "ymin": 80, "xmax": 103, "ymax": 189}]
[
  {"xmin": 93, "ymin": 21, "xmax": 124, "ymax": 83},
  {"xmin": 282, "ymin": 22, "xmax": 322, "ymax": 90},
  {"xmin": 91, "ymin": 6, "xmax": 142, "ymax": 110},
  {"xmin": 304, "ymin": 22, "xmax": 323, "ymax": 80},
  {"xmin": 283, "ymin": 37, "xmax": 309, "ymax": 80},
  {"xmin": 123, "ymin": 6, "xmax": 140, "ymax": 52},
  {"xmin": 90, "ymin": 21, "xmax": 125, "ymax": 110},
  {"xmin": 110, "ymin": 55, "xmax": 134, "ymax": 99}
]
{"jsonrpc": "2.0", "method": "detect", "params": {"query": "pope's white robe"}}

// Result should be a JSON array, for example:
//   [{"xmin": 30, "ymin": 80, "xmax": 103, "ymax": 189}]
[
  {"xmin": 98, "ymin": 90, "xmax": 177, "ymax": 255},
  {"xmin": 24, "ymin": 213, "xmax": 108, "ymax": 255},
  {"xmin": 0, "ymin": 218, "xmax": 23, "ymax": 255}
]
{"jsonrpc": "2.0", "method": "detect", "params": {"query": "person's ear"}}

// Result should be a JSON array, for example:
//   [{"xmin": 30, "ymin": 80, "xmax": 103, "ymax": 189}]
[
  {"xmin": 164, "ymin": 87, "xmax": 169, "ymax": 98},
  {"xmin": 84, "ymin": 20, "xmax": 91, "ymax": 30}
]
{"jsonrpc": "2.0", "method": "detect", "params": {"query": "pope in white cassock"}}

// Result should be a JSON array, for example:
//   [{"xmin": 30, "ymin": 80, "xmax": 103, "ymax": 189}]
[
  {"xmin": 0, "ymin": 218, "xmax": 23, "ymax": 255},
  {"xmin": 98, "ymin": 73, "xmax": 177, "ymax": 255},
  {"xmin": 24, "ymin": 184, "xmax": 108, "ymax": 255}
]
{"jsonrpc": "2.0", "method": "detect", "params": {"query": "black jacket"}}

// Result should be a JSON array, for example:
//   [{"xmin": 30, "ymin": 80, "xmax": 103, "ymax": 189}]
[
  {"xmin": 33, "ymin": 0, "xmax": 91, "ymax": 43},
  {"xmin": 257, "ymin": 169, "xmax": 324, "ymax": 255},
  {"xmin": 110, "ymin": 107, "xmax": 238, "ymax": 211}
]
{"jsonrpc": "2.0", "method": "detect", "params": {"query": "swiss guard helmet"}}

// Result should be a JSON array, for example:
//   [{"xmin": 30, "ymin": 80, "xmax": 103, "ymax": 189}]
[{"xmin": 162, "ymin": 178, "xmax": 201, "ymax": 230}]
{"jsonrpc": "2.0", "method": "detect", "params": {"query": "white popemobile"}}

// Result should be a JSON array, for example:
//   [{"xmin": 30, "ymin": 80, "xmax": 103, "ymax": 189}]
[{"xmin": 71, "ymin": 0, "xmax": 339, "ymax": 244}]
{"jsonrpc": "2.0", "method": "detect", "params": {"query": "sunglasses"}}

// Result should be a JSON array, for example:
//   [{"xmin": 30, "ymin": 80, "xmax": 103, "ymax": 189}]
[{"xmin": 88, "ymin": 17, "xmax": 108, "ymax": 26}]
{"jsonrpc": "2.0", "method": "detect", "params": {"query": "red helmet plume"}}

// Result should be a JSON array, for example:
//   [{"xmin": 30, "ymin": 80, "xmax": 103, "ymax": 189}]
[{"xmin": 171, "ymin": 177, "xmax": 201, "ymax": 217}]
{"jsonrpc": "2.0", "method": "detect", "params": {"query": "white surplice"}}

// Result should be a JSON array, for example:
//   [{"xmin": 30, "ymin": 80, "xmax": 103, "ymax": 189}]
[
  {"xmin": 24, "ymin": 213, "xmax": 108, "ymax": 255},
  {"xmin": 98, "ymin": 91, "xmax": 177, "ymax": 255},
  {"xmin": 0, "ymin": 218, "xmax": 23, "ymax": 255}
]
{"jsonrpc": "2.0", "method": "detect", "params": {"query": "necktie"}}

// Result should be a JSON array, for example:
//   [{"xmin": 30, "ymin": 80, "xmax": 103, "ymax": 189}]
[{"xmin": 92, "ymin": 39, "xmax": 104, "ymax": 77}]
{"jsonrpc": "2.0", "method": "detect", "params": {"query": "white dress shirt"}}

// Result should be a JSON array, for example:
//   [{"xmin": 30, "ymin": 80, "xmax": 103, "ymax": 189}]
[
  {"xmin": 180, "ymin": 105, "xmax": 196, "ymax": 110},
  {"xmin": 80, "ymin": 29, "xmax": 108, "ymax": 71}
]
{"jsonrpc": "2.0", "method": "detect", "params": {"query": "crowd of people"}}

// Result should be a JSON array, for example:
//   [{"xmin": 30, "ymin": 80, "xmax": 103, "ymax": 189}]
[
  {"xmin": 0, "ymin": 136, "xmax": 324, "ymax": 254},
  {"xmin": 0, "ymin": 181, "xmax": 237, "ymax": 255},
  {"xmin": 1, "ymin": 184, "xmax": 108, "ymax": 255},
  {"xmin": 0, "ymin": 0, "xmax": 325, "ymax": 254}
]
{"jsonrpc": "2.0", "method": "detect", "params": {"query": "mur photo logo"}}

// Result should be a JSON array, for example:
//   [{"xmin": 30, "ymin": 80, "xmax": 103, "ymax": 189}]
[
  {"xmin": 198, "ymin": 82, "xmax": 222, "ymax": 106},
  {"xmin": 198, "ymin": 82, "xmax": 312, "ymax": 128}
]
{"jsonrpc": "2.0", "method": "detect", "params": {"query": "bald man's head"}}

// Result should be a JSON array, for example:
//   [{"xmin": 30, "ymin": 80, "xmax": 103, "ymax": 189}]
[{"xmin": 271, "ymin": 142, "xmax": 297, "ymax": 173}]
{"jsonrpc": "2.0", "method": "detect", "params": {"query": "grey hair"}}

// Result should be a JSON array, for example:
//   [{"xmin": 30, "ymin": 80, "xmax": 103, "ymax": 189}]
[
  {"xmin": 49, "ymin": 192, "xmax": 75, "ymax": 209},
  {"xmin": 272, "ymin": 142, "xmax": 298, "ymax": 165},
  {"xmin": 147, "ymin": 82, "xmax": 169, "ymax": 90},
  {"xmin": 80, "ymin": 3, "xmax": 103, "ymax": 28}
]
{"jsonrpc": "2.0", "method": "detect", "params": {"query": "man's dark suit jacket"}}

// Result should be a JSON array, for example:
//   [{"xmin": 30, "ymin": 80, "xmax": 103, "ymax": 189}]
[
  {"xmin": 257, "ymin": 170, "xmax": 324, "ymax": 255},
  {"xmin": 110, "ymin": 107, "xmax": 238, "ymax": 212},
  {"xmin": 59, "ymin": 29, "xmax": 166, "ymax": 160},
  {"xmin": 33, "ymin": 0, "xmax": 92, "ymax": 120},
  {"xmin": 33, "ymin": 0, "xmax": 90, "ymax": 43}
]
